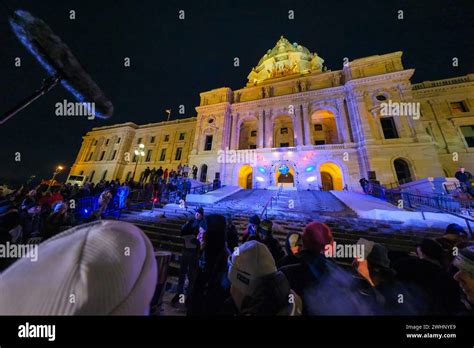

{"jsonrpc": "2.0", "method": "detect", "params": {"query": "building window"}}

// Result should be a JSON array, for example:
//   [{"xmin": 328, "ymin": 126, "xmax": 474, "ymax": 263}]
[
  {"xmin": 204, "ymin": 135, "xmax": 213, "ymax": 151},
  {"xmin": 146, "ymin": 150, "xmax": 152, "ymax": 162},
  {"xmin": 89, "ymin": 171, "xmax": 95, "ymax": 182},
  {"xmin": 179, "ymin": 133, "xmax": 185, "ymax": 141},
  {"xmin": 93, "ymin": 139, "xmax": 98, "ymax": 145},
  {"xmin": 137, "ymin": 137, "xmax": 142, "ymax": 144},
  {"xmin": 380, "ymin": 117, "xmax": 399, "ymax": 139},
  {"xmin": 249, "ymin": 144, "xmax": 257, "ymax": 149},
  {"xmin": 451, "ymin": 101, "xmax": 468, "ymax": 114},
  {"xmin": 175, "ymin": 147, "xmax": 183, "ymax": 161},
  {"xmin": 87, "ymin": 152, "xmax": 94, "ymax": 161},
  {"xmin": 280, "ymin": 142, "xmax": 289, "ymax": 147},
  {"xmin": 150, "ymin": 136, "xmax": 155, "ymax": 143},
  {"xmin": 101, "ymin": 170, "xmax": 108, "ymax": 181},
  {"xmin": 105, "ymin": 139, "xmax": 109, "ymax": 146},
  {"xmin": 99, "ymin": 151, "xmax": 106, "ymax": 161},
  {"xmin": 160, "ymin": 148, "xmax": 167, "ymax": 161},
  {"xmin": 125, "ymin": 171, "xmax": 132, "ymax": 181},
  {"xmin": 110, "ymin": 150, "xmax": 117, "ymax": 161},
  {"xmin": 460, "ymin": 125, "xmax": 474, "ymax": 147},
  {"xmin": 376, "ymin": 94, "xmax": 387, "ymax": 101},
  {"xmin": 280, "ymin": 128, "xmax": 288, "ymax": 134},
  {"xmin": 314, "ymin": 124, "xmax": 323, "ymax": 131},
  {"xmin": 117, "ymin": 137, "xmax": 121, "ymax": 144},
  {"xmin": 133, "ymin": 154, "xmax": 138, "ymax": 162},
  {"xmin": 251, "ymin": 130, "xmax": 257, "ymax": 137},
  {"xmin": 315, "ymin": 140, "xmax": 326, "ymax": 145},
  {"xmin": 164, "ymin": 135, "xmax": 170, "ymax": 142},
  {"xmin": 79, "ymin": 170, "xmax": 84, "ymax": 175}
]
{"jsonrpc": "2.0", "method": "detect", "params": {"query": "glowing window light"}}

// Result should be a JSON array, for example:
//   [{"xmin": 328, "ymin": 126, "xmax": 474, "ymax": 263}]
[
  {"xmin": 256, "ymin": 176, "xmax": 265, "ymax": 182},
  {"xmin": 305, "ymin": 165, "xmax": 315, "ymax": 172},
  {"xmin": 306, "ymin": 176, "xmax": 317, "ymax": 182}
]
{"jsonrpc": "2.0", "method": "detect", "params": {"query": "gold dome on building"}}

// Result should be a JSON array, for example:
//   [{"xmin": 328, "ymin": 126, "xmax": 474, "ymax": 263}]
[{"xmin": 247, "ymin": 36, "xmax": 325, "ymax": 86}]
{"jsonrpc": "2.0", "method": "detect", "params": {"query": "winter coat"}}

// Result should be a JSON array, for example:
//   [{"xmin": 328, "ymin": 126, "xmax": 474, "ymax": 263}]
[
  {"xmin": 280, "ymin": 250, "xmax": 372, "ymax": 315},
  {"xmin": 262, "ymin": 235, "xmax": 285, "ymax": 263},
  {"xmin": 393, "ymin": 256, "xmax": 461, "ymax": 315},
  {"xmin": 187, "ymin": 248, "xmax": 230, "ymax": 316},
  {"xmin": 181, "ymin": 218, "xmax": 203, "ymax": 249}
]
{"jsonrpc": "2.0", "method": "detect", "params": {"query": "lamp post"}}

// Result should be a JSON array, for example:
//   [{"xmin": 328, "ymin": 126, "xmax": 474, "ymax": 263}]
[
  {"xmin": 131, "ymin": 143, "xmax": 145, "ymax": 182},
  {"xmin": 47, "ymin": 165, "xmax": 63, "ymax": 192}
]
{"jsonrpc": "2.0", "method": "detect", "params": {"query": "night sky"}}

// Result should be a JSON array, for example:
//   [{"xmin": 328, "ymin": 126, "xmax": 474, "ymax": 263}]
[{"xmin": 1, "ymin": 0, "xmax": 473, "ymax": 185}]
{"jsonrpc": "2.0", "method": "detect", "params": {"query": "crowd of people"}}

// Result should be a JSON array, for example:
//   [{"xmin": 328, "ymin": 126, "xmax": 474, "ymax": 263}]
[
  {"xmin": 174, "ymin": 208, "xmax": 474, "ymax": 316},
  {"xmin": 0, "ymin": 164, "xmax": 201, "ymax": 257},
  {"xmin": 1, "ymin": 169, "xmax": 474, "ymax": 316}
]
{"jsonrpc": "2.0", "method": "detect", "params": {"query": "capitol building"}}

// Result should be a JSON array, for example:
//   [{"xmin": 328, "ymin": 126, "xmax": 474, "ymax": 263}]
[{"xmin": 70, "ymin": 36, "xmax": 474, "ymax": 191}]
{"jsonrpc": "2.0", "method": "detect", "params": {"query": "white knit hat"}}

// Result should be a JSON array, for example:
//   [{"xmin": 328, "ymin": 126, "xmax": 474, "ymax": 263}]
[
  {"xmin": 228, "ymin": 240, "xmax": 277, "ymax": 296},
  {"xmin": 0, "ymin": 220, "xmax": 157, "ymax": 315}
]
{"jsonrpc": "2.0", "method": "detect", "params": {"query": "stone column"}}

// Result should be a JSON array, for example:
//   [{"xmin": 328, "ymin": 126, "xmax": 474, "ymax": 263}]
[
  {"xmin": 257, "ymin": 111, "xmax": 264, "ymax": 148},
  {"xmin": 302, "ymin": 105, "xmax": 311, "ymax": 145},
  {"xmin": 292, "ymin": 106, "xmax": 303, "ymax": 146},
  {"xmin": 336, "ymin": 99, "xmax": 351, "ymax": 143},
  {"xmin": 265, "ymin": 109, "xmax": 273, "ymax": 148},
  {"xmin": 231, "ymin": 113, "xmax": 239, "ymax": 150},
  {"xmin": 347, "ymin": 92, "xmax": 375, "ymax": 144}
]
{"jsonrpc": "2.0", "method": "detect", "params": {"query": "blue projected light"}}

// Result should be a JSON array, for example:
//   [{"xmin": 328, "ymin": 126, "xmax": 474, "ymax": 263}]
[
  {"xmin": 278, "ymin": 164, "xmax": 290, "ymax": 175},
  {"xmin": 258, "ymin": 167, "xmax": 266, "ymax": 174},
  {"xmin": 305, "ymin": 165, "xmax": 315, "ymax": 172}
]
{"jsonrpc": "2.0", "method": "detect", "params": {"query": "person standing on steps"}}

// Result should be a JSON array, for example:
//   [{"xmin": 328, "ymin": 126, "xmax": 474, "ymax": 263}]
[
  {"xmin": 359, "ymin": 178, "xmax": 369, "ymax": 194},
  {"xmin": 455, "ymin": 167, "xmax": 473, "ymax": 195},
  {"xmin": 171, "ymin": 207, "xmax": 205, "ymax": 307}
]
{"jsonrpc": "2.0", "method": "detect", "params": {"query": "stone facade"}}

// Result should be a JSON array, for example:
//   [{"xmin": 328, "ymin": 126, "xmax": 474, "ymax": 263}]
[{"xmin": 70, "ymin": 37, "xmax": 474, "ymax": 190}]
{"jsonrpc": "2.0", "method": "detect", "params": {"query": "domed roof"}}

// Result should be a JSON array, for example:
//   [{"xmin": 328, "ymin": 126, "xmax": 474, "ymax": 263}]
[
  {"xmin": 257, "ymin": 36, "xmax": 311, "ymax": 65},
  {"xmin": 247, "ymin": 36, "xmax": 325, "ymax": 85}
]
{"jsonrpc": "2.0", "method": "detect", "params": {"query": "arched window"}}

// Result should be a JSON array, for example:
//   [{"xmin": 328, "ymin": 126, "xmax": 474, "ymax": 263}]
[
  {"xmin": 380, "ymin": 117, "xmax": 399, "ymax": 139},
  {"xmin": 101, "ymin": 170, "xmax": 108, "ymax": 181},
  {"xmin": 89, "ymin": 170, "xmax": 95, "ymax": 182},
  {"xmin": 394, "ymin": 159, "xmax": 412, "ymax": 184}
]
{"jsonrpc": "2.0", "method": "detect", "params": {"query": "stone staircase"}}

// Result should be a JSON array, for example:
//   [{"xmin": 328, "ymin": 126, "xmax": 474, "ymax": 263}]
[{"xmin": 117, "ymin": 202, "xmax": 448, "ymax": 277}]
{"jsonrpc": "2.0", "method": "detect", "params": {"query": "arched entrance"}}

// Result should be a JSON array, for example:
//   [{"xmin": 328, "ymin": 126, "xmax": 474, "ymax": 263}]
[
  {"xmin": 200, "ymin": 164, "xmax": 208, "ymax": 182},
  {"xmin": 238, "ymin": 165, "xmax": 253, "ymax": 189},
  {"xmin": 320, "ymin": 162, "xmax": 343, "ymax": 191},
  {"xmin": 276, "ymin": 163, "xmax": 295, "ymax": 187},
  {"xmin": 321, "ymin": 172, "xmax": 333, "ymax": 190},
  {"xmin": 394, "ymin": 158, "xmax": 412, "ymax": 184}
]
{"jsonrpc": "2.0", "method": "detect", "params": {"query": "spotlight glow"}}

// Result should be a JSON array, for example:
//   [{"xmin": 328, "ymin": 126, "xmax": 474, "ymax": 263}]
[
  {"xmin": 256, "ymin": 176, "xmax": 265, "ymax": 182},
  {"xmin": 305, "ymin": 165, "xmax": 315, "ymax": 172},
  {"xmin": 306, "ymin": 176, "xmax": 317, "ymax": 182}
]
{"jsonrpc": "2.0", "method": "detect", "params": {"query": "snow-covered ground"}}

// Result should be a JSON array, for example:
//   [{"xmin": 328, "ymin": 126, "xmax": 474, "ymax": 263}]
[{"xmin": 332, "ymin": 191, "xmax": 466, "ymax": 230}]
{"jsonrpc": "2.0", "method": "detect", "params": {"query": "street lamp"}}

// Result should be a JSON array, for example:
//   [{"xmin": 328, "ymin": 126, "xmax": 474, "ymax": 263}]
[
  {"xmin": 131, "ymin": 143, "xmax": 145, "ymax": 182},
  {"xmin": 47, "ymin": 165, "xmax": 64, "ymax": 191}
]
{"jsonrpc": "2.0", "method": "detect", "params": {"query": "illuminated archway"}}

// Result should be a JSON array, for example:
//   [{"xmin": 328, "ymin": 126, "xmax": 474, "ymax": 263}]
[
  {"xmin": 310, "ymin": 110, "xmax": 340, "ymax": 145},
  {"xmin": 238, "ymin": 164, "xmax": 253, "ymax": 189},
  {"xmin": 273, "ymin": 115, "xmax": 294, "ymax": 148},
  {"xmin": 320, "ymin": 162, "xmax": 343, "ymax": 190},
  {"xmin": 238, "ymin": 118, "xmax": 258, "ymax": 150},
  {"xmin": 276, "ymin": 163, "xmax": 295, "ymax": 187}
]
